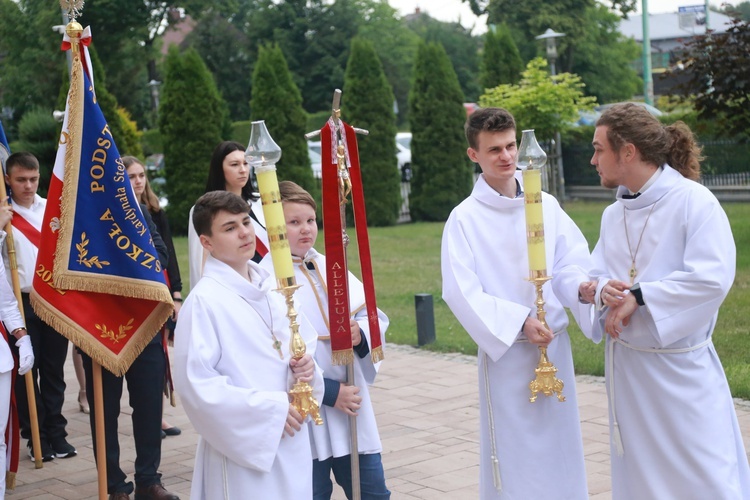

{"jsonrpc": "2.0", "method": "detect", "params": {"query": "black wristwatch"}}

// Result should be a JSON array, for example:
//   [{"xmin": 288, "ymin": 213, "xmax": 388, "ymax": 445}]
[{"xmin": 630, "ymin": 283, "xmax": 645, "ymax": 306}]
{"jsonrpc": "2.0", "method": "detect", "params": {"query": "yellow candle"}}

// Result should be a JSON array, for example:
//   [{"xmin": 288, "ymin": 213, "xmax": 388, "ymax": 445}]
[
  {"xmin": 522, "ymin": 169, "xmax": 547, "ymax": 278},
  {"xmin": 256, "ymin": 168, "xmax": 295, "ymax": 286}
]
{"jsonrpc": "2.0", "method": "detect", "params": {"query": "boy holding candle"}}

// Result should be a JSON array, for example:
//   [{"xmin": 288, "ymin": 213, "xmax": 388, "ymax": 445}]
[
  {"xmin": 262, "ymin": 181, "xmax": 390, "ymax": 499},
  {"xmin": 173, "ymin": 190, "xmax": 324, "ymax": 499},
  {"xmin": 441, "ymin": 107, "xmax": 596, "ymax": 498}
]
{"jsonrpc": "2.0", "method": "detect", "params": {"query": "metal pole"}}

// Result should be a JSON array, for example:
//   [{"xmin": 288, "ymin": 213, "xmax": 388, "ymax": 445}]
[
  {"xmin": 705, "ymin": 0, "xmax": 710, "ymax": 30},
  {"xmin": 642, "ymin": 0, "xmax": 654, "ymax": 105}
]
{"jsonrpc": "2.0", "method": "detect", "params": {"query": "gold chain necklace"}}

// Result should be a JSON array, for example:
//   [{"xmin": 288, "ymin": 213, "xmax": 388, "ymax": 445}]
[
  {"xmin": 623, "ymin": 203, "xmax": 657, "ymax": 284},
  {"xmin": 248, "ymin": 271, "xmax": 283, "ymax": 359}
]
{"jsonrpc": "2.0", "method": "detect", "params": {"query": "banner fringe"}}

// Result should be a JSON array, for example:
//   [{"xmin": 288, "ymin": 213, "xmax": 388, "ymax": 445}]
[
  {"xmin": 6, "ymin": 471, "xmax": 15, "ymax": 491},
  {"xmin": 331, "ymin": 350, "xmax": 353, "ymax": 367},
  {"xmin": 371, "ymin": 345, "xmax": 384, "ymax": 364},
  {"xmin": 30, "ymin": 292, "xmax": 171, "ymax": 377},
  {"xmin": 53, "ymin": 275, "xmax": 172, "ymax": 304},
  {"xmin": 54, "ymin": 51, "xmax": 84, "ymax": 286}
]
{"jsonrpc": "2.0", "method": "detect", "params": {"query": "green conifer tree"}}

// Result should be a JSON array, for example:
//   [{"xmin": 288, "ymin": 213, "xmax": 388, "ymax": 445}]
[
  {"xmin": 250, "ymin": 44, "xmax": 318, "ymax": 201},
  {"xmin": 341, "ymin": 38, "xmax": 400, "ymax": 227},
  {"xmin": 480, "ymin": 23, "xmax": 523, "ymax": 90},
  {"xmin": 159, "ymin": 47, "xmax": 226, "ymax": 235},
  {"xmin": 408, "ymin": 42, "xmax": 473, "ymax": 222}
]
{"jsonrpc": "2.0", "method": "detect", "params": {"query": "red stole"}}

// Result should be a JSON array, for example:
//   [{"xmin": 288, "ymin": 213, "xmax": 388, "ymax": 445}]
[{"xmin": 320, "ymin": 118, "xmax": 383, "ymax": 364}]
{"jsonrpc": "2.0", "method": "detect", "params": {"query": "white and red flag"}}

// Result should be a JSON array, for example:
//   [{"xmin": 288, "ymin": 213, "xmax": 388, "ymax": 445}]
[{"xmin": 30, "ymin": 26, "xmax": 172, "ymax": 376}]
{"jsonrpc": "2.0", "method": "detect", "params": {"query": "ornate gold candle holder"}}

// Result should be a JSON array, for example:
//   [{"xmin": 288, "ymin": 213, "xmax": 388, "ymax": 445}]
[
  {"xmin": 527, "ymin": 274, "xmax": 565, "ymax": 403},
  {"xmin": 275, "ymin": 282, "xmax": 324, "ymax": 425}
]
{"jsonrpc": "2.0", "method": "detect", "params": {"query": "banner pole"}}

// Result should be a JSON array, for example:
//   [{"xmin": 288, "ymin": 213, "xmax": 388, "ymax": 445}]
[
  {"xmin": 0, "ymin": 183, "xmax": 43, "ymax": 468},
  {"xmin": 92, "ymin": 361, "xmax": 107, "ymax": 500}
]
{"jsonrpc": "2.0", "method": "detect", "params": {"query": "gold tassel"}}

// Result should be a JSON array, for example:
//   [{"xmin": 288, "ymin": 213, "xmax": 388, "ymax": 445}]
[
  {"xmin": 331, "ymin": 349, "xmax": 354, "ymax": 366},
  {"xmin": 371, "ymin": 345, "xmax": 384, "ymax": 363}
]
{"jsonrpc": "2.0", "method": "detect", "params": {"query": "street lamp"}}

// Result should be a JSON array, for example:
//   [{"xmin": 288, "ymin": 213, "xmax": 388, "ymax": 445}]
[
  {"xmin": 535, "ymin": 28, "xmax": 567, "ymax": 203},
  {"xmin": 535, "ymin": 28, "xmax": 566, "ymax": 77}
]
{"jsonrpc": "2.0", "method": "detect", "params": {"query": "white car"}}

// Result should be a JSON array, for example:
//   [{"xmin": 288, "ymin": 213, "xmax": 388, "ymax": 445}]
[
  {"xmin": 396, "ymin": 132, "xmax": 412, "ymax": 181},
  {"xmin": 308, "ymin": 134, "xmax": 412, "ymax": 181},
  {"xmin": 307, "ymin": 143, "xmax": 322, "ymax": 179}
]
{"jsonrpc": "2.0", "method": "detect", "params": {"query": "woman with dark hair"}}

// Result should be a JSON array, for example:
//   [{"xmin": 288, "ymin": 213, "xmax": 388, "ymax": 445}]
[{"xmin": 187, "ymin": 141, "xmax": 268, "ymax": 287}]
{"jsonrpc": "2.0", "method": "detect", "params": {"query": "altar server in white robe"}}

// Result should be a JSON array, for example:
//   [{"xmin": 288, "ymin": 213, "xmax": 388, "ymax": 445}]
[
  {"xmin": 261, "ymin": 181, "xmax": 390, "ymax": 499},
  {"xmin": 174, "ymin": 191, "xmax": 324, "ymax": 500},
  {"xmin": 442, "ymin": 107, "xmax": 595, "ymax": 499},
  {"xmin": 590, "ymin": 103, "xmax": 750, "ymax": 499}
]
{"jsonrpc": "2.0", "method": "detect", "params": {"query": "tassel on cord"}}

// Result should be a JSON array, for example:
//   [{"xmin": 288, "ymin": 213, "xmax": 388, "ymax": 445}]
[
  {"xmin": 491, "ymin": 454, "xmax": 502, "ymax": 492},
  {"xmin": 483, "ymin": 353, "xmax": 502, "ymax": 494},
  {"xmin": 6, "ymin": 471, "xmax": 15, "ymax": 490}
]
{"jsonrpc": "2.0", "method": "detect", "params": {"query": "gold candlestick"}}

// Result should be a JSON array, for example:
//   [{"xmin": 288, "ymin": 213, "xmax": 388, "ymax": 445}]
[
  {"xmin": 528, "ymin": 277, "xmax": 565, "ymax": 402},
  {"xmin": 518, "ymin": 129, "xmax": 565, "ymax": 403},
  {"xmin": 246, "ymin": 120, "xmax": 322, "ymax": 424}
]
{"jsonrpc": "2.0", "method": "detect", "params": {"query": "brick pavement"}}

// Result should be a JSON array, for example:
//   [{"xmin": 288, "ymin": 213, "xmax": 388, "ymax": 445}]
[{"xmin": 7, "ymin": 344, "xmax": 750, "ymax": 499}]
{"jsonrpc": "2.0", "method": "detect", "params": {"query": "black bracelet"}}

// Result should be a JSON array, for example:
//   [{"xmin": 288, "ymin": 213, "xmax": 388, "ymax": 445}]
[
  {"xmin": 173, "ymin": 297, "xmax": 183, "ymax": 303},
  {"xmin": 630, "ymin": 284, "xmax": 645, "ymax": 306}
]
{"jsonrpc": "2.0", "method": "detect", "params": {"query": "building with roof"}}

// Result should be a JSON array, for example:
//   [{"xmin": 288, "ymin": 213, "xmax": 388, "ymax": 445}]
[{"xmin": 619, "ymin": 10, "xmax": 735, "ymax": 94}]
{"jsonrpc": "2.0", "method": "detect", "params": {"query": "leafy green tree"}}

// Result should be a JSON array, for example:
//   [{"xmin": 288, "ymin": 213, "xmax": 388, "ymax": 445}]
[
  {"xmin": 187, "ymin": 10, "xmax": 253, "ymax": 121},
  {"xmin": 480, "ymin": 23, "xmax": 523, "ymax": 90},
  {"xmin": 0, "ymin": 0, "xmax": 65, "ymax": 130},
  {"xmin": 10, "ymin": 108, "xmax": 58, "ymax": 196},
  {"xmin": 571, "ymin": 4, "xmax": 640, "ymax": 103},
  {"xmin": 675, "ymin": 17, "xmax": 750, "ymax": 139},
  {"xmin": 246, "ymin": 0, "xmax": 359, "ymax": 113},
  {"xmin": 355, "ymin": 1, "xmax": 421, "ymax": 126},
  {"xmin": 250, "ymin": 44, "xmax": 318, "ymax": 200},
  {"xmin": 480, "ymin": 57, "xmax": 596, "ymax": 141},
  {"xmin": 78, "ymin": 0, "xmax": 247, "ymax": 127},
  {"xmin": 342, "ymin": 38, "xmax": 400, "ymax": 226},
  {"xmin": 722, "ymin": 1, "xmax": 750, "ymax": 21},
  {"xmin": 406, "ymin": 13, "xmax": 482, "ymax": 101},
  {"xmin": 159, "ymin": 47, "xmax": 226, "ymax": 235},
  {"xmin": 463, "ymin": 0, "xmax": 638, "ymax": 74},
  {"xmin": 408, "ymin": 42, "xmax": 473, "ymax": 222}
]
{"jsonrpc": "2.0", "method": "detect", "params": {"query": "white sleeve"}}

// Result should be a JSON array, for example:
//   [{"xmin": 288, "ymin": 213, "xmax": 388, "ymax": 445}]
[{"xmin": 441, "ymin": 213, "xmax": 530, "ymax": 362}]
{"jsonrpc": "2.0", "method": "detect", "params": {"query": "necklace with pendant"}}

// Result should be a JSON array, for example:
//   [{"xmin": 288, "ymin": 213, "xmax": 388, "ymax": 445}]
[
  {"xmin": 248, "ymin": 270, "xmax": 284, "ymax": 359},
  {"xmin": 623, "ymin": 202, "xmax": 657, "ymax": 284}
]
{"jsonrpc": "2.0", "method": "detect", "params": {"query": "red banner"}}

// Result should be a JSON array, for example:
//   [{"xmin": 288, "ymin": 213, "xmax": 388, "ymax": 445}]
[
  {"xmin": 30, "ymin": 27, "xmax": 172, "ymax": 377},
  {"xmin": 320, "ymin": 118, "xmax": 382, "ymax": 364}
]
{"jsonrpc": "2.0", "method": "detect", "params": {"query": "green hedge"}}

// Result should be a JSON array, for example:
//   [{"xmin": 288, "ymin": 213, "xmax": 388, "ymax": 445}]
[{"xmin": 562, "ymin": 117, "xmax": 750, "ymax": 186}]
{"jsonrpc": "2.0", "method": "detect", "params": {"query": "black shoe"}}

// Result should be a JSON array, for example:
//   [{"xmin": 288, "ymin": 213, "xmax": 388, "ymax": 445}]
[
  {"xmin": 162, "ymin": 426, "xmax": 181, "ymax": 437},
  {"xmin": 27, "ymin": 441, "xmax": 55, "ymax": 462},
  {"xmin": 161, "ymin": 430, "xmax": 166, "ymax": 439},
  {"xmin": 50, "ymin": 438, "xmax": 77, "ymax": 458}
]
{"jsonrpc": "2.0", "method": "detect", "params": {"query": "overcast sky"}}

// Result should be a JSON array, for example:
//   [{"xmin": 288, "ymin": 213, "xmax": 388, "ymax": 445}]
[{"xmin": 387, "ymin": 0, "xmax": 745, "ymax": 34}]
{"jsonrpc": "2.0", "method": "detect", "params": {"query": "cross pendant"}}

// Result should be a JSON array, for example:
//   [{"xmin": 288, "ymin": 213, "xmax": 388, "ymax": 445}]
[{"xmin": 273, "ymin": 339, "xmax": 283, "ymax": 359}]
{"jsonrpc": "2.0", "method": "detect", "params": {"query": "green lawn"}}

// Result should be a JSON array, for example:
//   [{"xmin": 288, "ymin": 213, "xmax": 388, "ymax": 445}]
[{"xmin": 173, "ymin": 200, "xmax": 750, "ymax": 398}]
